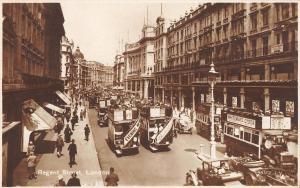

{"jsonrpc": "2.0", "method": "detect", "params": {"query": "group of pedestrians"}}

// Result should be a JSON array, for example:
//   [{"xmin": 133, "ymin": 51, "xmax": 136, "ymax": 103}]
[{"xmin": 54, "ymin": 173, "xmax": 81, "ymax": 186}]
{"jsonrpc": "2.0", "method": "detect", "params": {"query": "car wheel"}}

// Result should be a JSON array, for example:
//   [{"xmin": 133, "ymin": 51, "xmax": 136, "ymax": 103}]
[{"xmin": 244, "ymin": 174, "xmax": 254, "ymax": 185}]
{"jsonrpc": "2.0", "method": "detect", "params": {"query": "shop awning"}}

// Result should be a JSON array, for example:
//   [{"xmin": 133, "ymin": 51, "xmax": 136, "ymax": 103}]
[
  {"xmin": 43, "ymin": 102, "xmax": 65, "ymax": 114},
  {"xmin": 55, "ymin": 91, "xmax": 71, "ymax": 105},
  {"xmin": 63, "ymin": 92, "xmax": 72, "ymax": 101},
  {"xmin": 22, "ymin": 99, "xmax": 57, "ymax": 132}
]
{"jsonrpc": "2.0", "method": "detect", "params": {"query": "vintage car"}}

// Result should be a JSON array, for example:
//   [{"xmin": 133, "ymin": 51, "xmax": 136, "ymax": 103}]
[
  {"xmin": 186, "ymin": 154, "xmax": 243, "ymax": 186},
  {"xmin": 97, "ymin": 99, "xmax": 110, "ymax": 127},
  {"xmin": 176, "ymin": 113, "xmax": 192, "ymax": 134},
  {"xmin": 230, "ymin": 156, "xmax": 298, "ymax": 186}
]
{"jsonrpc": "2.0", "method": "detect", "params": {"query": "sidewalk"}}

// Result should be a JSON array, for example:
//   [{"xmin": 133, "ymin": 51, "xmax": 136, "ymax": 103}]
[{"xmin": 13, "ymin": 102, "xmax": 103, "ymax": 186}]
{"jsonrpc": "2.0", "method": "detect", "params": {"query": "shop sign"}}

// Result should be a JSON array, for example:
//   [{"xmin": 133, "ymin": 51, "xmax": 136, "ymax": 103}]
[
  {"xmin": 270, "ymin": 116, "xmax": 291, "ymax": 130},
  {"xmin": 285, "ymin": 101, "xmax": 294, "ymax": 117},
  {"xmin": 272, "ymin": 100, "xmax": 280, "ymax": 112},
  {"xmin": 232, "ymin": 97, "xmax": 238, "ymax": 108},
  {"xmin": 227, "ymin": 114, "xmax": 256, "ymax": 129}
]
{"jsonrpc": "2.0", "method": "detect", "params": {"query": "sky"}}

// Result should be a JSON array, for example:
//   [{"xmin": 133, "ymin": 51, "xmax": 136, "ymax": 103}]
[{"xmin": 61, "ymin": 1, "xmax": 199, "ymax": 66}]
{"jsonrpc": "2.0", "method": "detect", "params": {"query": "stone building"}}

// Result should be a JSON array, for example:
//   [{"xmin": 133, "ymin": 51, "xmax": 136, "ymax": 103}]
[
  {"xmin": 2, "ymin": 3, "xmax": 64, "ymax": 186},
  {"xmin": 113, "ymin": 54, "xmax": 125, "ymax": 88},
  {"xmin": 154, "ymin": 3, "xmax": 297, "ymax": 121},
  {"xmin": 87, "ymin": 61, "xmax": 105, "ymax": 88},
  {"xmin": 123, "ymin": 24, "xmax": 156, "ymax": 99}
]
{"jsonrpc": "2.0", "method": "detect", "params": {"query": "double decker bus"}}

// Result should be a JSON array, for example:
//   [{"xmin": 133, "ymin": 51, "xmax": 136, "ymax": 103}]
[
  {"xmin": 107, "ymin": 107, "xmax": 140, "ymax": 156},
  {"xmin": 140, "ymin": 105, "xmax": 174, "ymax": 152}
]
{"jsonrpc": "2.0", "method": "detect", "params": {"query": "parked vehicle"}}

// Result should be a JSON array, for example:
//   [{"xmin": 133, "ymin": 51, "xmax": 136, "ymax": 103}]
[
  {"xmin": 185, "ymin": 154, "xmax": 243, "ymax": 186},
  {"xmin": 176, "ymin": 113, "xmax": 192, "ymax": 134},
  {"xmin": 107, "ymin": 107, "xmax": 140, "ymax": 156}
]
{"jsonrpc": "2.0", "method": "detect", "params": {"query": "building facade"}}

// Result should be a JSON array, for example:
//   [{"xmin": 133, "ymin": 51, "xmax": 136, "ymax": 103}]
[
  {"xmin": 124, "ymin": 24, "xmax": 156, "ymax": 99},
  {"xmin": 113, "ymin": 54, "xmax": 125, "ymax": 88},
  {"xmin": 60, "ymin": 35, "xmax": 75, "ymax": 97},
  {"xmin": 2, "ymin": 3, "xmax": 64, "ymax": 186},
  {"xmin": 103, "ymin": 65, "xmax": 114, "ymax": 87},
  {"xmin": 87, "ymin": 61, "xmax": 105, "ymax": 88},
  {"xmin": 154, "ymin": 3, "xmax": 297, "ymax": 128}
]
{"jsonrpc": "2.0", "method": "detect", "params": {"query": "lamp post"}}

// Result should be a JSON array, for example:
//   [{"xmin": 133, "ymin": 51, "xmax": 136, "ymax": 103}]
[{"xmin": 208, "ymin": 61, "xmax": 218, "ymax": 159}]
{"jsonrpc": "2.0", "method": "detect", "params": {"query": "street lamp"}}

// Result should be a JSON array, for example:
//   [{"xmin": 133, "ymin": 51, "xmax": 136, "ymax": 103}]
[{"xmin": 208, "ymin": 61, "xmax": 218, "ymax": 159}]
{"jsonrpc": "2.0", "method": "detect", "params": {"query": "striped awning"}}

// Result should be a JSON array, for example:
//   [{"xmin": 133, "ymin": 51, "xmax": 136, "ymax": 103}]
[{"xmin": 43, "ymin": 102, "xmax": 65, "ymax": 114}]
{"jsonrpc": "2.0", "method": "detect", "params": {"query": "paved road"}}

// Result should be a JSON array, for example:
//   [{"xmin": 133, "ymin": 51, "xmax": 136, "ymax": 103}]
[{"xmin": 89, "ymin": 108, "xmax": 226, "ymax": 186}]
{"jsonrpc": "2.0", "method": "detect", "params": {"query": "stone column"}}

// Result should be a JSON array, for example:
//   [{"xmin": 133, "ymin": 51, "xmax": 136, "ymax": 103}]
[
  {"xmin": 240, "ymin": 88, "xmax": 245, "ymax": 109},
  {"xmin": 162, "ymin": 88, "xmax": 165, "ymax": 103},
  {"xmin": 140, "ymin": 80, "xmax": 143, "ymax": 98},
  {"xmin": 223, "ymin": 87, "xmax": 227, "ymax": 106},
  {"xmin": 171, "ymin": 89, "xmax": 173, "ymax": 106},
  {"xmin": 178, "ymin": 87, "xmax": 182, "ymax": 109},
  {"xmin": 240, "ymin": 67, "xmax": 246, "ymax": 81},
  {"xmin": 144, "ymin": 80, "xmax": 149, "ymax": 99},
  {"xmin": 264, "ymin": 88, "xmax": 270, "ymax": 112},
  {"xmin": 135, "ymin": 80, "xmax": 138, "ymax": 95},
  {"xmin": 192, "ymin": 87, "xmax": 196, "ymax": 124},
  {"xmin": 264, "ymin": 64, "xmax": 270, "ymax": 81}
]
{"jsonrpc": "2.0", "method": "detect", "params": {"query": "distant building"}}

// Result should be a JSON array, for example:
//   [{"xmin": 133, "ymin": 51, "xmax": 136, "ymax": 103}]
[
  {"xmin": 73, "ymin": 47, "xmax": 90, "ymax": 91},
  {"xmin": 123, "ymin": 23, "xmax": 156, "ymax": 99},
  {"xmin": 113, "ymin": 54, "xmax": 125, "ymax": 88},
  {"xmin": 60, "ymin": 35, "xmax": 75, "ymax": 97},
  {"xmin": 2, "ymin": 3, "xmax": 64, "ymax": 186},
  {"xmin": 103, "ymin": 66, "xmax": 114, "ymax": 87},
  {"xmin": 86, "ymin": 61, "xmax": 105, "ymax": 87}
]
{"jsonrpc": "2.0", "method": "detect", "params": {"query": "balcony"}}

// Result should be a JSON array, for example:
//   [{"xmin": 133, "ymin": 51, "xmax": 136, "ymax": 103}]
[{"xmin": 231, "ymin": 9, "xmax": 246, "ymax": 22}]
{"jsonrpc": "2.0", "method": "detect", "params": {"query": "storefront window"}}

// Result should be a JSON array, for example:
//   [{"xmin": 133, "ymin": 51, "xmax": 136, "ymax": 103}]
[
  {"xmin": 240, "ymin": 131, "xmax": 244, "ymax": 139},
  {"xmin": 234, "ymin": 128, "xmax": 240, "ymax": 138},
  {"xmin": 244, "ymin": 131, "xmax": 251, "ymax": 142}
]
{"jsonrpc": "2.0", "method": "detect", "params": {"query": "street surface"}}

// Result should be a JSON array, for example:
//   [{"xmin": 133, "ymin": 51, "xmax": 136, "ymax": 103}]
[{"xmin": 89, "ymin": 108, "xmax": 226, "ymax": 186}]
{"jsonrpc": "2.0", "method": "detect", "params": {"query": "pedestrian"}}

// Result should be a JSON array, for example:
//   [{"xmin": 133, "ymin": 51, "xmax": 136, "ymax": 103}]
[
  {"xmin": 27, "ymin": 152, "xmax": 37, "ymax": 179},
  {"xmin": 64, "ymin": 124, "xmax": 73, "ymax": 143},
  {"xmin": 65, "ymin": 111, "xmax": 71, "ymax": 123},
  {"xmin": 27, "ymin": 141, "xmax": 35, "ymax": 156},
  {"xmin": 57, "ymin": 118, "xmax": 64, "ymax": 135},
  {"xmin": 105, "ymin": 167, "xmax": 119, "ymax": 186},
  {"xmin": 55, "ymin": 175, "xmax": 66, "ymax": 186},
  {"xmin": 80, "ymin": 109, "xmax": 84, "ymax": 121},
  {"xmin": 84, "ymin": 124, "xmax": 90, "ymax": 141},
  {"xmin": 68, "ymin": 139, "xmax": 77, "ymax": 167},
  {"xmin": 71, "ymin": 116, "xmax": 76, "ymax": 131},
  {"xmin": 67, "ymin": 173, "xmax": 81, "ymax": 186},
  {"xmin": 56, "ymin": 134, "xmax": 64, "ymax": 158},
  {"xmin": 83, "ymin": 106, "xmax": 87, "ymax": 119}
]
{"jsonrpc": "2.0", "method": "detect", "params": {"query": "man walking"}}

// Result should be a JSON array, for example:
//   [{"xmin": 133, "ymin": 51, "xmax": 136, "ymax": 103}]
[
  {"xmin": 68, "ymin": 139, "xmax": 77, "ymax": 168},
  {"xmin": 56, "ymin": 135, "xmax": 64, "ymax": 158},
  {"xmin": 105, "ymin": 167, "xmax": 119, "ymax": 186},
  {"xmin": 84, "ymin": 124, "xmax": 90, "ymax": 141},
  {"xmin": 71, "ymin": 116, "xmax": 76, "ymax": 131},
  {"xmin": 64, "ymin": 124, "xmax": 73, "ymax": 143}
]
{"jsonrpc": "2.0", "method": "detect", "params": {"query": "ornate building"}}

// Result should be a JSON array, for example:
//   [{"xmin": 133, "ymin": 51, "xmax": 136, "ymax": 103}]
[
  {"xmin": 2, "ymin": 3, "xmax": 64, "ymax": 186},
  {"xmin": 86, "ymin": 61, "xmax": 105, "ymax": 88},
  {"xmin": 124, "ymin": 24, "xmax": 156, "ymax": 99}
]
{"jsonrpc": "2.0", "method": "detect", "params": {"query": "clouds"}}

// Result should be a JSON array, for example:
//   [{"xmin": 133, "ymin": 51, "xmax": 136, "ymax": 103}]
[{"xmin": 61, "ymin": 1, "xmax": 197, "ymax": 65}]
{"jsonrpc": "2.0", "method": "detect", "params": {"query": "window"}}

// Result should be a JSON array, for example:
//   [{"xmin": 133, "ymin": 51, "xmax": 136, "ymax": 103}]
[
  {"xmin": 262, "ymin": 10, "xmax": 269, "ymax": 26},
  {"xmin": 234, "ymin": 128, "xmax": 240, "ymax": 138},
  {"xmin": 282, "ymin": 4, "xmax": 289, "ymax": 19},
  {"xmin": 244, "ymin": 131, "xmax": 251, "ymax": 142},
  {"xmin": 292, "ymin": 3, "xmax": 297, "ymax": 17},
  {"xmin": 224, "ymin": 6, "xmax": 228, "ymax": 18},
  {"xmin": 263, "ymin": 36, "xmax": 268, "ymax": 55},
  {"xmin": 223, "ymin": 26, "xmax": 228, "ymax": 39},
  {"xmin": 217, "ymin": 10, "xmax": 221, "ymax": 21},
  {"xmin": 276, "ymin": 33, "xmax": 280, "ymax": 44},
  {"xmin": 194, "ymin": 23, "xmax": 197, "ymax": 33},
  {"xmin": 216, "ymin": 29, "xmax": 220, "ymax": 41},
  {"xmin": 227, "ymin": 126, "xmax": 233, "ymax": 135},
  {"xmin": 251, "ymin": 14, "xmax": 257, "ymax": 30},
  {"xmin": 252, "ymin": 39, "xmax": 256, "ymax": 57},
  {"xmin": 251, "ymin": 131, "xmax": 259, "ymax": 145}
]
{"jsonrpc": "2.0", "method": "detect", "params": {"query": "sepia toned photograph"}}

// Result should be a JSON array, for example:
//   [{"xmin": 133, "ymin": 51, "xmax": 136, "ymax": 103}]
[{"xmin": 2, "ymin": 0, "xmax": 299, "ymax": 187}]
